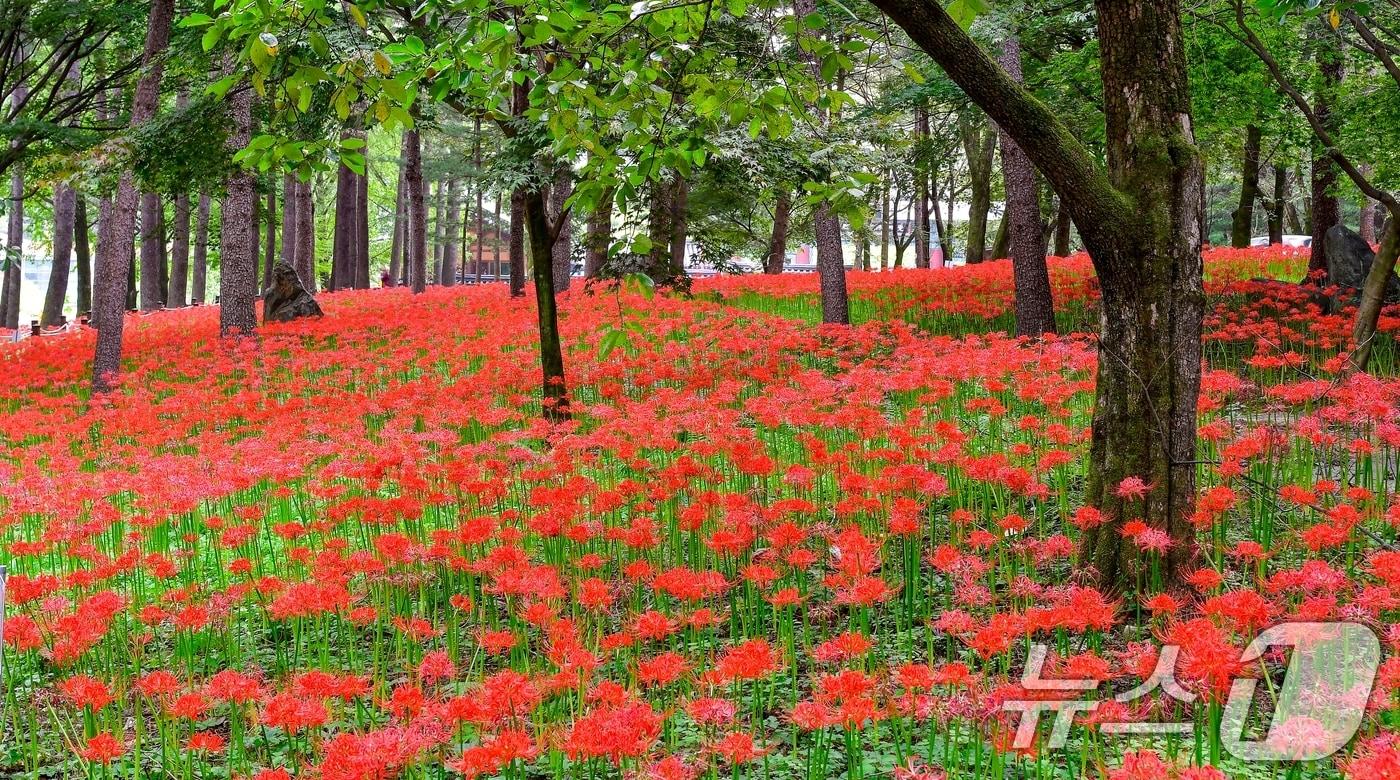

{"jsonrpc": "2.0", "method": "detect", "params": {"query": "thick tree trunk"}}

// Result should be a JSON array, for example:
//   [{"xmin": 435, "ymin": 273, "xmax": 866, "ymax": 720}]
[
  {"xmin": 404, "ymin": 129, "xmax": 427, "ymax": 294},
  {"xmin": 92, "ymin": 0, "xmax": 173, "ymax": 390},
  {"xmin": 75, "ymin": 195, "xmax": 91, "ymax": 315},
  {"xmin": 794, "ymin": 0, "xmax": 848, "ymax": 321},
  {"xmin": 766, "ymin": 189, "xmax": 790, "ymax": 275},
  {"xmin": 169, "ymin": 193, "xmax": 189, "ymax": 307},
  {"xmin": 961, "ymin": 115, "xmax": 996, "ymax": 263},
  {"xmin": 1309, "ymin": 43, "xmax": 1343, "ymax": 275},
  {"xmin": 647, "ymin": 176, "xmax": 674, "ymax": 281},
  {"xmin": 331, "ymin": 150, "xmax": 356, "ymax": 291},
  {"xmin": 1267, "ymin": 164, "xmax": 1285, "ymax": 244},
  {"xmin": 509, "ymin": 187, "xmax": 526, "ymax": 296},
  {"xmin": 354, "ymin": 161, "xmax": 369, "ymax": 289},
  {"xmin": 585, "ymin": 187, "xmax": 613, "ymax": 279},
  {"xmin": 870, "ymin": 0, "xmax": 1204, "ymax": 589},
  {"xmin": 522, "ymin": 186, "xmax": 570, "ymax": 422},
  {"xmin": 219, "ymin": 79, "xmax": 257, "ymax": 338},
  {"xmin": 41, "ymin": 182, "xmax": 76, "ymax": 325},
  {"xmin": 441, "ymin": 177, "xmax": 460, "ymax": 287},
  {"xmin": 294, "ymin": 179, "xmax": 315, "ymax": 292},
  {"xmin": 551, "ymin": 163, "xmax": 573, "ymax": 292},
  {"xmin": 1230, "ymin": 124, "xmax": 1262, "ymax": 248},
  {"xmin": 999, "ymin": 36, "xmax": 1056, "ymax": 336},
  {"xmin": 1350, "ymin": 209, "xmax": 1400, "ymax": 369},
  {"xmin": 192, "ymin": 193, "xmax": 209, "ymax": 303}
]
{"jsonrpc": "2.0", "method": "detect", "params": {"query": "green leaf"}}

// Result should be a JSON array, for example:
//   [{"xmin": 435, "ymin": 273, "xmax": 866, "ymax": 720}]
[
  {"xmin": 946, "ymin": 0, "xmax": 988, "ymax": 29},
  {"xmin": 598, "ymin": 328, "xmax": 629, "ymax": 359},
  {"xmin": 622, "ymin": 272, "xmax": 655, "ymax": 300},
  {"xmin": 180, "ymin": 13, "xmax": 215, "ymax": 27},
  {"xmin": 201, "ymin": 24, "xmax": 223, "ymax": 52}
]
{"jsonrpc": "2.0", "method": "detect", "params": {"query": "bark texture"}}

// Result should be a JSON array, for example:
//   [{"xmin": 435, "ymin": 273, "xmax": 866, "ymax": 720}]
[
  {"xmin": 1230, "ymin": 124, "xmax": 1262, "ymax": 248},
  {"xmin": 218, "ymin": 78, "xmax": 257, "ymax": 338},
  {"xmin": 92, "ymin": 0, "xmax": 173, "ymax": 390},
  {"xmin": 961, "ymin": 115, "xmax": 997, "ymax": 263},
  {"xmin": 293, "ymin": 179, "xmax": 314, "ymax": 292},
  {"xmin": 192, "ymin": 193, "xmax": 209, "ymax": 303},
  {"xmin": 998, "ymin": 36, "xmax": 1056, "ymax": 337},
  {"xmin": 139, "ymin": 194, "xmax": 164, "ymax": 311},
  {"xmin": 441, "ymin": 178, "xmax": 460, "ymax": 287},
  {"xmin": 766, "ymin": 189, "xmax": 790, "ymax": 275},
  {"xmin": 585, "ymin": 188, "xmax": 613, "ymax": 279},
  {"xmin": 551, "ymin": 163, "xmax": 573, "ymax": 291},
  {"xmin": 1309, "ymin": 40, "xmax": 1343, "ymax": 275},
  {"xmin": 404, "ymin": 129, "xmax": 427, "ymax": 294},
  {"xmin": 75, "ymin": 195, "xmax": 91, "ymax": 315},
  {"xmin": 41, "ymin": 181, "xmax": 76, "ymax": 325},
  {"xmin": 169, "ymin": 192, "xmax": 190, "ymax": 307},
  {"xmin": 523, "ymin": 186, "xmax": 570, "ymax": 422}
]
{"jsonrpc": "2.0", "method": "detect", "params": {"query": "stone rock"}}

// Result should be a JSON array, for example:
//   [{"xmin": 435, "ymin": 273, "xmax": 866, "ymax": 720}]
[
  {"xmin": 1325, "ymin": 224, "xmax": 1400, "ymax": 305},
  {"xmin": 262, "ymin": 260, "xmax": 323, "ymax": 324}
]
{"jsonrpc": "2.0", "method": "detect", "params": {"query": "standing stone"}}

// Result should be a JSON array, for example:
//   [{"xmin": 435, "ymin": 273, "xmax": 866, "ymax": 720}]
[{"xmin": 262, "ymin": 260, "xmax": 323, "ymax": 323}]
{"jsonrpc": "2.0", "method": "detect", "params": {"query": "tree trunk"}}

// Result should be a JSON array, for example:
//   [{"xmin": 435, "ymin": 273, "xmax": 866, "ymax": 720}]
[
  {"xmin": 92, "ymin": 0, "xmax": 173, "ymax": 390},
  {"xmin": 280, "ymin": 173, "xmax": 297, "ymax": 266},
  {"xmin": 880, "ymin": 180, "xmax": 891, "ymax": 270},
  {"xmin": 441, "ymin": 177, "xmax": 460, "ymax": 287},
  {"xmin": 585, "ymin": 187, "xmax": 613, "ymax": 279},
  {"xmin": 1267, "ymin": 164, "xmax": 1285, "ymax": 244},
  {"xmin": 263, "ymin": 190, "xmax": 276, "ymax": 290},
  {"xmin": 914, "ymin": 107, "xmax": 931, "ymax": 269},
  {"xmin": 989, "ymin": 211, "xmax": 1010, "ymax": 260},
  {"xmin": 219, "ymin": 77, "xmax": 257, "ymax": 338},
  {"xmin": 75, "ymin": 195, "xmax": 91, "ymax": 315},
  {"xmin": 404, "ymin": 129, "xmax": 427, "ymax": 294},
  {"xmin": 509, "ymin": 187, "xmax": 526, "ymax": 296},
  {"xmin": 961, "ymin": 115, "xmax": 996, "ymax": 263},
  {"xmin": 388, "ymin": 142, "xmax": 406, "ymax": 285},
  {"xmin": 794, "ymin": 0, "xmax": 848, "ymax": 322},
  {"xmin": 870, "ymin": 0, "xmax": 1205, "ymax": 589},
  {"xmin": 192, "ymin": 193, "xmax": 209, "ymax": 303},
  {"xmin": 1052, "ymin": 199, "xmax": 1073, "ymax": 256},
  {"xmin": 169, "ymin": 192, "xmax": 189, "ymax": 307},
  {"xmin": 1351, "ymin": 210, "xmax": 1400, "ymax": 369},
  {"xmin": 1230, "ymin": 124, "xmax": 1262, "ymax": 248},
  {"xmin": 669, "ymin": 173, "xmax": 688, "ymax": 274},
  {"xmin": 930, "ymin": 171, "xmax": 952, "ymax": 267},
  {"xmin": 551, "ymin": 162, "xmax": 573, "ymax": 292},
  {"xmin": 354, "ymin": 161, "xmax": 369, "ymax": 289},
  {"xmin": 491, "ymin": 195, "xmax": 501, "ymax": 280},
  {"xmin": 1309, "ymin": 40, "xmax": 1343, "ymax": 275},
  {"xmin": 432, "ymin": 179, "xmax": 446, "ymax": 284},
  {"xmin": 331, "ymin": 149, "xmax": 356, "ymax": 291},
  {"xmin": 2, "ymin": 87, "xmax": 24, "ymax": 331},
  {"xmin": 138, "ymin": 193, "xmax": 164, "ymax": 311},
  {"xmin": 999, "ymin": 36, "xmax": 1056, "ymax": 336},
  {"xmin": 647, "ymin": 176, "xmax": 674, "ymax": 281},
  {"xmin": 294, "ymin": 179, "xmax": 315, "ymax": 292},
  {"xmin": 41, "ymin": 181, "xmax": 76, "ymax": 325},
  {"xmin": 522, "ymin": 185, "xmax": 570, "ymax": 422},
  {"xmin": 766, "ymin": 189, "xmax": 790, "ymax": 275}
]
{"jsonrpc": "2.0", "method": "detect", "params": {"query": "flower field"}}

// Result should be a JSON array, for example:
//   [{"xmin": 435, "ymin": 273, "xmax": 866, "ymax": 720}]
[{"xmin": 7, "ymin": 246, "xmax": 1400, "ymax": 779}]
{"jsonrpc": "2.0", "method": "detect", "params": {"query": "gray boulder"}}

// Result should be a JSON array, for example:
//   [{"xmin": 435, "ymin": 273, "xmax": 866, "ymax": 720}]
[
  {"xmin": 262, "ymin": 260, "xmax": 324, "ymax": 323},
  {"xmin": 1325, "ymin": 224, "xmax": 1400, "ymax": 305}
]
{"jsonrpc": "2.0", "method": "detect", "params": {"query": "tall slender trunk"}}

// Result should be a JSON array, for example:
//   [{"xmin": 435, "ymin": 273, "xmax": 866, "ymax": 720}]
[
  {"xmin": 1266, "ymin": 164, "xmax": 1285, "ymax": 243},
  {"xmin": 388, "ymin": 140, "xmax": 406, "ymax": 285},
  {"xmin": 1052, "ymin": 199, "xmax": 1072, "ymax": 256},
  {"xmin": 432, "ymin": 179, "xmax": 445, "ymax": 284},
  {"xmin": 219, "ymin": 78, "xmax": 257, "ymax": 338},
  {"xmin": 75, "ymin": 196, "xmax": 91, "ymax": 315},
  {"xmin": 999, "ymin": 36, "xmax": 1056, "ymax": 336},
  {"xmin": 280, "ymin": 173, "xmax": 297, "ymax": 265},
  {"xmin": 294, "ymin": 179, "xmax": 315, "ymax": 291},
  {"xmin": 192, "ymin": 193, "xmax": 209, "ymax": 303},
  {"xmin": 331, "ymin": 149, "xmax": 355, "ymax": 291},
  {"xmin": 509, "ymin": 187, "xmax": 526, "ymax": 296},
  {"xmin": 989, "ymin": 212, "xmax": 1010, "ymax": 260},
  {"xmin": 41, "ymin": 182, "xmax": 76, "ymax": 325},
  {"xmin": 2, "ymin": 81, "xmax": 25, "ymax": 330},
  {"xmin": 961, "ymin": 115, "xmax": 996, "ymax": 263},
  {"xmin": 92, "ymin": 0, "xmax": 174, "ymax": 390},
  {"xmin": 1309, "ymin": 38, "xmax": 1343, "ymax": 275},
  {"xmin": 522, "ymin": 185, "xmax": 570, "ymax": 422},
  {"xmin": 585, "ymin": 188, "xmax": 613, "ymax": 279},
  {"xmin": 441, "ymin": 177, "xmax": 460, "ymax": 287},
  {"xmin": 551, "ymin": 162, "xmax": 573, "ymax": 292},
  {"xmin": 139, "ymin": 194, "xmax": 164, "ymax": 312},
  {"xmin": 169, "ymin": 192, "xmax": 189, "ymax": 307},
  {"xmin": 1230, "ymin": 124, "xmax": 1262, "ymax": 248},
  {"xmin": 766, "ymin": 189, "xmax": 790, "ymax": 275},
  {"xmin": 914, "ymin": 107, "xmax": 931, "ymax": 269},
  {"xmin": 930, "ymin": 171, "xmax": 952, "ymax": 266},
  {"xmin": 473, "ymin": 118, "xmax": 484, "ymax": 282},
  {"xmin": 879, "ymin": 181, "xmax": 890, "ymax": 270},
  {"xmin": 354, "ymin": 160, "xmax": 369, "ymax": 289},
  {"xmin": 263, "ymin": 190, "xmax": 276, "ymax": 289},
  {"xmin": 491, "ymin": 196, "xmax": 501, "ymax": 280},
  {"xmin": 404, "ymin": 128, "xmax": 427, "ymax": 294}
]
